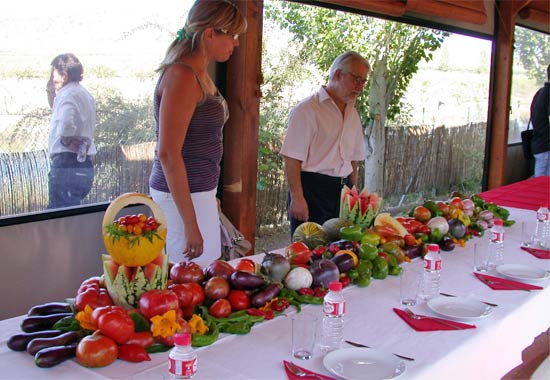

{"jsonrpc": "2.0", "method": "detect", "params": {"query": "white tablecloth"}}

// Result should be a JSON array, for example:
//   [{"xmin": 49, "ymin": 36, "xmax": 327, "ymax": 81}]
[{"xmin": 1, "ymin": 207, "xmax": 549, "ymax": 380}]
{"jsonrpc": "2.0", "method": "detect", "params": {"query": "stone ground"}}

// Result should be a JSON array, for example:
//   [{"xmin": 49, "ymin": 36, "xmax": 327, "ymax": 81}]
[{"xmin": 253, "ymin": 223, "xmax": 291, "ymax": 254}]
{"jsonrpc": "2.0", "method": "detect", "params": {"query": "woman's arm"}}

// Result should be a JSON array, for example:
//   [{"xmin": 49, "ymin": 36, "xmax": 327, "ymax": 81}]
[{"xmin": 157, "ymin": 65, "xmax": 204, "ymax": 259}]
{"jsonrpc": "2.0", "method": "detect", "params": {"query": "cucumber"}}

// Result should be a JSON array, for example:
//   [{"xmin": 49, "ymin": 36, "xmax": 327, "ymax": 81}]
[
  {"xmin": 27, "ymin": 331, "xmax": 81, "ymax": 355},
  {"xmin": 7, "ymin": 330, "xmax": 63, "ymax": 351},
  {"xmin": 27, "ymin": 302, "xmax": 72, "ymax": 316},
  {"xmin": 21, "ymin": 313, "xmax": 73, "ymax": 333},
  {"xmin": 34, "ymin": 344, "xmax": 77, "ymax": 368}
]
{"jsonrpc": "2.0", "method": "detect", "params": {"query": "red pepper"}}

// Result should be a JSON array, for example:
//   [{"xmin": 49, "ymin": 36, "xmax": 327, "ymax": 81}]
[
  {"xmin": 313, "ymin": 287, "xmax": 327, "ymax": 298},
  {"xmin": 263, "ymin": 310, "xmax": 274, "ymax": 320},
  {"xmin": 271, "ymin": 299, "xmax": 290, "ymax": 312},
  {"xmin": 117, "ymin": 344, "xmax": 151, "ymax": 362},
  {"xmin": 339, "ymin": 276, "xmax": 352, "ymax": 288},
  {"xmin": 246, "ymin": 308, "xmax": 265, "ymax": 317},
  {"xmin": 312, "ymin": 246, "xmax": 326, "ymax": 257},
  {"xmin": 297, "ymin": 288, "xmax": 315, "ymax": 296}
]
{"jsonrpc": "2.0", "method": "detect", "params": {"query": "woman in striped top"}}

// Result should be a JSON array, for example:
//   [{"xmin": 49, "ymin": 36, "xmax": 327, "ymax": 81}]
[{"xmin": 149, "ymin": 0, "xmax": 246, "ymax": 266}]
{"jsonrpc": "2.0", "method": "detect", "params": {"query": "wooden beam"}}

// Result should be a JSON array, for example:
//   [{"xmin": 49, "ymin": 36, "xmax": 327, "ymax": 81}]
[
  {"xmin": 406, "ymin": 0, "xmax": 487, "ymax": 24},
  {"xmin": 222, "ymin": 0, "xmax": 263, "ymax": 253},
  {"xmin": 487, "ymin": 0, "xmax": 516, "ymax": 189},
  {"xmin": 519, "ymin": 7, "xmax": 550, "ymax": 25},
  {"xmin": 314, "ymin": 0, "xmax": 407, "ymax": 16}
]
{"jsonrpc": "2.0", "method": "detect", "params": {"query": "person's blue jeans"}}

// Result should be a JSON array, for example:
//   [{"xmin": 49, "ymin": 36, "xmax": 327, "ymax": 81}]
[
  {"xmin": 534, "ymin": 151, "xmax": 550, "ymax": 177},
  {"xmin": 48, "ymin": 152, "xmax": 94, "ymax": 209}
]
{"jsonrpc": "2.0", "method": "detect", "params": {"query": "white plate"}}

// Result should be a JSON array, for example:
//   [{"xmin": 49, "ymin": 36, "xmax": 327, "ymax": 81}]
[
  {"xmin": 496, "ymin": 264, "xmax": 550, "ymax": 282},
  {"xmin": 427, "ymin": 296, "xmax": 492, "ymax": 320},
  {"xmin": 323, "ymin": 347, "xmax": 405, "ymax": 380}
]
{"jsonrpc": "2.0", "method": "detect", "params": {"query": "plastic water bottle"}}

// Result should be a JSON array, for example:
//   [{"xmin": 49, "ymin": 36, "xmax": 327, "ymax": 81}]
[
  {"xmin": 77, "ymin": 140, "xmax": 88, "ymax": 162},
  {"xmin": 320, "ymin": 281, "xmax": 345, "ymax": 353},
  {"xmin": 420, "ymin": 243, "xmax": 442, "ymax": 301},
  {"xmin": 168, "ymin": 333, "xmax": 197, "ymax": 379},
  {"xmin": 535, "ymin": 205, "xmax": 550, "ymax": 249},
  {"xmin": 487, "ymin": 218, "xmax": 505, "ymax": 271}
]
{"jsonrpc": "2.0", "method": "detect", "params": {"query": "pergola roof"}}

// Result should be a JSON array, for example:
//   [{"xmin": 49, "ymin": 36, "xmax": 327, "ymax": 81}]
[{"xmin": 222, "ymin": 0, "xmax": 549, "ymax": 251}]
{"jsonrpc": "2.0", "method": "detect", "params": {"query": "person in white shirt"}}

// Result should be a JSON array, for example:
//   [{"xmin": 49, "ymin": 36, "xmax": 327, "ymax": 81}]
[
  {"xmin": 280, "ymin": 51, "xmax": 369, "ymax": 235},
  {"xmin": 46, "ymin": 53, "xmax": 97, "ymax": 209}
]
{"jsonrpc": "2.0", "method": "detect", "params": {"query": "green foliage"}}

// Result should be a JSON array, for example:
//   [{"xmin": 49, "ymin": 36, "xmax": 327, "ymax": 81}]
[
  {"xmin": 514, "ymin": 27, "xmax": 550, "ymax": 83},
  {"xmin": 265, "ymin": 1, "xmax": 448, "ymax": 123},
  {"xmin": 88, "ymin": 65, "xmax": 117, "ymax": 79}
]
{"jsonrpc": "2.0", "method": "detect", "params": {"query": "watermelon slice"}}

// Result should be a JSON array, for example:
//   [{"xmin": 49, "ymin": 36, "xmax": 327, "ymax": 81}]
[
  {"xmin": 102, "ymin": 252, "xmax": 168, "ymax": 309},
  {"xmin": 340, "ymin": 185, "xmax": 383, "ymax": 228}
]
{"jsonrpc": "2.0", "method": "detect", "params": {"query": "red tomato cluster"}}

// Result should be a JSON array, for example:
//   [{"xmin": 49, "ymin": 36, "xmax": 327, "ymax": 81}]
[
  {"xmin": 113, "ymin": 213, "xmax": 159, "ymax": 235},
  {"xmin": 74, "ymin": 277, "xmax": 112, "ymax": 312}
]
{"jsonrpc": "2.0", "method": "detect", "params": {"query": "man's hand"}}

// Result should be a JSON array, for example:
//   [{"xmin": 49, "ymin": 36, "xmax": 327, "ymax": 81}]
[{"xmin": 289, "ymin": 194, "xmax": 309, "ymax": 222}]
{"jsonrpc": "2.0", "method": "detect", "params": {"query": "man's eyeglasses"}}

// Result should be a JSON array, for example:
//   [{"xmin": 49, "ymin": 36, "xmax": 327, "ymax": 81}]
[
  {"xmin": 215, "ymin": 29, "xmax": 239, "ymax": 40},
  {"xmin": 342, "ymin": 71, "xmax": 367, "ymax": 86}
]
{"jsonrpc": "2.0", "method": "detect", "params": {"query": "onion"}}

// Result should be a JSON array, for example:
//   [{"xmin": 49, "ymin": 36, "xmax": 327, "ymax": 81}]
[{"xmin": 284, "ymin": 267, "xmax": 313, "ymax": 290}]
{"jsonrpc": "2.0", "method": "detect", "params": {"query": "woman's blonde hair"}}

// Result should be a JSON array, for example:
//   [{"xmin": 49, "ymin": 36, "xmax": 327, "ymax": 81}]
[{"xmin": 158, "ymin": 0, "xmax": 247, "ymax": 71}]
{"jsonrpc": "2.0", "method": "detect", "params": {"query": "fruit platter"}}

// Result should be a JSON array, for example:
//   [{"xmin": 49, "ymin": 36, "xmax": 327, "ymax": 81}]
[{"xmin": 6, "ymin": 189, "xmax": 515, "ymax": 370}]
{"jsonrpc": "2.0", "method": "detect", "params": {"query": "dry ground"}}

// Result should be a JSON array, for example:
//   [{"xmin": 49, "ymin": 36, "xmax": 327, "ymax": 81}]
[{"xmin": 254, "ymin": 223, "xmax": 291, "ymax": 254}]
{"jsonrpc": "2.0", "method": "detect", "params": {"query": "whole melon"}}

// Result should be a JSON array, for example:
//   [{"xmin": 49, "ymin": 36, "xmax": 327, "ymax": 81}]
[
  {"xmin": 292, "ymin": 222, "xmax": 328, "ymax": 249},
  {"xmin": 322, "ymin": 218, "xmax": 354, "ymax": 241}
]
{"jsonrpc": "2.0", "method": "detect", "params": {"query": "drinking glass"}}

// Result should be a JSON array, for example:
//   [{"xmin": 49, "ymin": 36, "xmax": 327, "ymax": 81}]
[
  {"xmin": 473, "ymin": 243, "xmax": 489, "ymax": 272},
  {"xmin": 291, "ymin": 312, "xmax": 317, "ymax": 360},
  {"xmin": 400, "ymin": 265, "xmax": 420, "ymax": 306}
]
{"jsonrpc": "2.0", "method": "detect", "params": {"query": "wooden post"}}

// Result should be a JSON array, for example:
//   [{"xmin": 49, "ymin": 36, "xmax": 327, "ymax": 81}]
[
  {"xmin": 486, "ymin": 1, "xmax": 517, "ymax": 189},
  {"xmin": 222, "ymin": 0, "xmax": 263, "ymax": 253}
]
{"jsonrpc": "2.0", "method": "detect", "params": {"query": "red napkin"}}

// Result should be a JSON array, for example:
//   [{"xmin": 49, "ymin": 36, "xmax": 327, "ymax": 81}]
[
  {"xmin": 393, "ymin": 308, "xmax": 475, "ymax": 331},
  {"xmin": 521, "ymin": 246, "xmax": 550, "ymax": 259},
  {"xmin": 474, "ymin": 272, "xmax": 543, "ymax": 290},
  {"xmin": 283, "ymin": 360, "xmax": 336, "ymax": 380}
]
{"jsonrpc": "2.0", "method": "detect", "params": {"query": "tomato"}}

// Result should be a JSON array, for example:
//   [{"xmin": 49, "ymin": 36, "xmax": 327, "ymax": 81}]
[
  {"xmin": 413, "ymin": 206, "xmax": 432, "ymax": 222},
  {"xmin": 450, "ymin": 197, "xmax": 464, "ymax": 210},
  {"xmin": 209, "ymin": 299, "xmax": 232, "ymax": 318},
  {"xmin": 204, "ymin": 276, "xmax": 230, "ymax": 300},
  {"xmin": 76, "ymin": 332, "xmax": 118, "ymax": 368},
  {"xmin": 227, "ymin": 290, "xmax": 251, "ymax": 311},
  {"xmin": 98, "ymin": 307, "xmax": 135, "ymax": 344},
  {"xmin": 138, "ymin": 289, "xmax": 180, "ymax": 320},
  {"xmin": 74, "ymin": 285, "xmax": 112, "ymax": 311},
  {"xmin": 378, "ymin": 252, "xmax": 390, "ymax": 263},
  {"xmin": 118, "ymin": 344, "xmax": 151, "ymax": 362},
  {"xmin": 404, "ymin": 234, "xmax": 417, "ymax": 247},
  {"xmin": 204, "ymin": 260, "xmax": 235, "ymax": 281},
  {"xmin": 285, "ymin": 242, "xmax": 311, "ymax": 265},
  {"xmin": 168, "ymin": 283, "xmax": 194, "ymax": 308},
  {"xmin": 91, "ymin": 305, "xmax": 124, "ymax": 326},
  {"xmin": 170, "ymin": 262, "xmax": 204, "ymax": 284},
  {"xmin": 126, "ymin": 331, "xmax": 154, "ymax": 348},
  {"xmin": 137, "ymin": 213, "xmax": 147, "ymax": 223},
  {"xmin": 182, "ymin": 282, "xmax": 205, "ymax": 307},
  {"xmin": 235, "ymin": 258, "xmax": 256, "ymax": 273}
]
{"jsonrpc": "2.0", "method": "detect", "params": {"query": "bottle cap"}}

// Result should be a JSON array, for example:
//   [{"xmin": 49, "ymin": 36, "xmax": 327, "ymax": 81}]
[
  {"xmin": 493, "ymin": 219, "xmax": 503, "ymax": 226},
  {"xmin": 174, "ymin": 332, "xmax": 191, "ymax": 346},
  {"xmin": 329, "ymin": 281, "xmax": 343, "ymax": 291},
  {"xmin": 427, "ymin": 243, "xmax": 439, "ymax": 251}
]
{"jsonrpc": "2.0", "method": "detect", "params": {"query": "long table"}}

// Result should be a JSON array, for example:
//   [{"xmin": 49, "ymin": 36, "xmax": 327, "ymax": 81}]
[{"xmin": 1, "ymin": 208, "xmax": 549, "ymax": 379}]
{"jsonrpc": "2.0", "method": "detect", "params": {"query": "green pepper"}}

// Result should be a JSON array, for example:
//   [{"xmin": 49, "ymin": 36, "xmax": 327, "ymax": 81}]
[
  {"xmin": 357, "ymin": 243, "xmax": 378, "ymax": 261},
  {"xmin": 192, "ymin": 318, "xmax": 219, "ymax": 347},
  {"xmin": 414, "ymin": 233, "xmax": 429, "ymax": 242},
  {"xmin": 356, "ymin": 260, "xmax": 373, "ymax": 277},
  {"xmin": 145, "ymin": 343, "xmax": 171, "ymax": 354},
  {"xmin": 347, "ymin": 269, "xmax": 359, "ymax": 280},
  {"xmin": 354, "ymin": 275, "xmax": 371, "ymax": 287},
  {"xmin": 340, "ymin": 225, "xmax": 363, "ymax": 242},
  {"xmin": 372, "ymin": 256, "xmax": 389, "ymax": 279},
  {"xmin": 423, "ymin": 200, "xmax": 440, "ymax": 217},
  {"xmin": 129, "ymin": 312, "xmax": 150, "ymax": 333},
  {"xmin": 387, "ymin": 255, "xmax": 398, "ymax": 268},
  {"xmin": 361, "ymin": 232, "xmax": 380, "ymax": 246},
  {"xmin": 218, "ymin": 321, "xmax": 253, "ymax": 335},
  {"xmin": 53, "ymin": 315, "xmax": 81, "ymax": 332},
  {"xmin": 429, "ymin": 228, "xmax": 444, "ymax": 243},
  {"xmin": 471, "ymin": 194, "xmax": 486, "ymax": 208},
  {"xmin": 389, "ymin": 265, "xmax": 402, "ymax": 276}
]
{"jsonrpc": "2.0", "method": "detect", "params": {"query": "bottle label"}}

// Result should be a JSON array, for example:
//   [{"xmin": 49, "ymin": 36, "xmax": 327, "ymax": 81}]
[
  {"xmin": 323, "ymin": 300, "xmax": 346, "ymax": 316},
  {"xmin": 537, "ymin": 211, "xmax": 549, "ymax": 222},
  {"xmin": 169, "ymin": 357, "xmax": 197, "ymax": 377},
  {"xmin": 490, "ymin": 230, "xmax": 504, "ymax": 243},
  {"xmin": 424, "ymin": 258, "xmax": 441, "ymax": 271}
]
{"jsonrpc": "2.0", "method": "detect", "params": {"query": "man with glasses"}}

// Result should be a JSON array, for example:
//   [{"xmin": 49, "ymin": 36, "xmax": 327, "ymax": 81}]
[{"xmin": 281, "ymin": 51, "xmax": 370, "ymax": 236}]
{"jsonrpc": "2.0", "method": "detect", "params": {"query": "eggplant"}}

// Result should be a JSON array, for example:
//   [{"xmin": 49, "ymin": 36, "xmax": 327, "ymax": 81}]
[
  {"xmin": 27, "ymin": 331, "xmax": 81, "ymax": 355},
  {"xmin": 21, "ymin": 313, "xmax": 73, "ymax": 333},
  {"xmin": 439, "ymin": 236, "xmax": 456, "ymax": 251},
  {"xmin": 310, "ymin": 259, "xmax": 339, "ymax": 288},
  {"xmin": 261, "ymin": 253, "xmax": 290, "ymax": 282},
  {"xmin": 34, "ymin": 344, "xmax": 77, "ymax": 368},
  {"xmin": 250, "ymin": 283, "xmax": 282, "ymax": 308},
  {"xmin": 7, "ymin": 330, "xmax": 64, "ymax": 352},
  {"xmin": 229, "ymin": 271, "xmax": 266, "ymax": 290},
  {"xmin": 27, "ymin": 302, "xmax": 72, "ymax": 316},
  {"xmin": 331, "ymin": 254, "xmax": 355, "ymax": 273},
  {"xmin": 402, "ymin": 245, "xmax": 422, "ymax": 259}
]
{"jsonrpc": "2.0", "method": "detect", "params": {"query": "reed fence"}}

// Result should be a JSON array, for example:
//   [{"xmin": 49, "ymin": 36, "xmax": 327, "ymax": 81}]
[{"xmin": 1, "ymin": 123, "xmax": 485, "ymax": 225}]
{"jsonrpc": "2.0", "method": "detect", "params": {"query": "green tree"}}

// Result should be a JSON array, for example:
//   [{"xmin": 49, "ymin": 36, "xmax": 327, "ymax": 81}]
[
  {"xmin": 514, "ymin": 27, "xmax": 550, "ymax": 83},
  {"xmin": 265, "ymin": 0, "xmax": 447, "ymax": 194}
]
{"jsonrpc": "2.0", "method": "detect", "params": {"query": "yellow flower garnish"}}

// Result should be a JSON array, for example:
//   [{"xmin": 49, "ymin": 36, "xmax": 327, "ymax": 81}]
[
  {"xmin": 188, "ymin": 314, "xmax": 209, "ymax": 335},
  {"xmin": 75, "ymin": 305, "xmax": 97, "ymax": 331},
  {"xmin": 260, "ymin": 298, "xmax": 277, "ymax": 313},
  {"xmin": 150, "ymin": 310, "xmax": 181, "ymax": 338}
]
